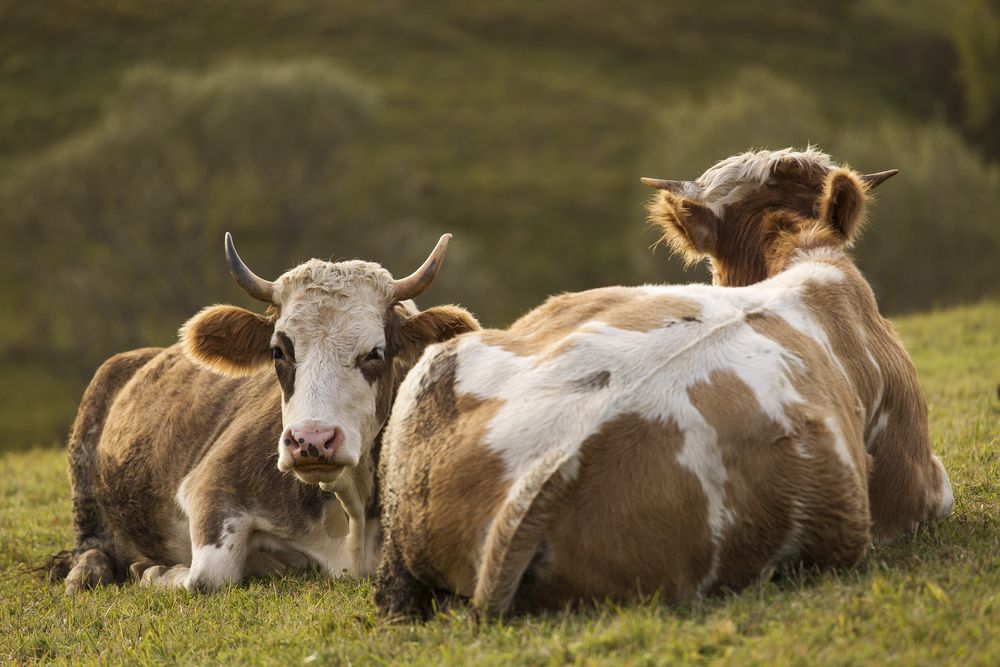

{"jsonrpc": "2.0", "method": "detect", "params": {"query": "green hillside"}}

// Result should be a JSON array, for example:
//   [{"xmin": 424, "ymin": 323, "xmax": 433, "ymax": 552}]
[
  {"xmin": 2, "ymin": 302, "xmax": 997, "ymax": 664},
  {"xmin": 0, "ymin": 0, "xmax": 998, "ymax": 447}
]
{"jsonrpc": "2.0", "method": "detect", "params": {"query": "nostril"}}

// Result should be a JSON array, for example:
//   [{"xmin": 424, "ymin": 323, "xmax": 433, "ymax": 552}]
[{"xmin": 322, "ymin": 428, "xmax": 343, "ymax": 454}]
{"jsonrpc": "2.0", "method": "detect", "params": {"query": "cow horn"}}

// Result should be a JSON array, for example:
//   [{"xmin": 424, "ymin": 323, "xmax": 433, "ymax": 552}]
[
  {"xmin": 225, "ymin": 232, "xmax": 275, "ymax": 303},
  {"xmin": 392, "ymin": 234, "xmax": 451, "ymax": 302},
  {"xmin": 640, "ymin": 177, "xmax": 695, "ymax": 195},
  {"xmin": 861, "ymin": 169, "xmax": 899, "ymax": 189}
]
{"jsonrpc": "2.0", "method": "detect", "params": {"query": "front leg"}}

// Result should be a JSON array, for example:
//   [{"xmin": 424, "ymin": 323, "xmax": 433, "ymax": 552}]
[
  {"xmin": 138, "ymin": 563, "xmax": 191, "ymax": 589},
  {"xmin": 374, "ymin": 534, "xmax": 435, "ymax": 620},
  {"xmin": 324, "ymin": 475, "xmax": 380, "ymax": 577},
  {"xmin": 866, "ymin": 401, "xmax": 954, "ymax": 543},
  {"xmin": 184, "ymin": 494, "xmax": 253, "ymax": 592}
]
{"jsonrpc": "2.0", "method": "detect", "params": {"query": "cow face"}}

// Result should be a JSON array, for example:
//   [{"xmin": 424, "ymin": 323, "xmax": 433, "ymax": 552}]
[
  {"xmin": 643, "ymin": 148, "xmax": 898, "ymax": 286},
  {"xmin": 180, "ymin": 235, "xmax": 479, "ymax": 485}
]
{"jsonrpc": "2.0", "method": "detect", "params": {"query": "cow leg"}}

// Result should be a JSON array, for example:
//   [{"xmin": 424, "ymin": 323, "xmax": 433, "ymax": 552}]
[
  {"xmin": 183, "ymin": 511, "xmax": 253, "ymax": 593},
  {"xmin": 138, "ymin": 564, "xmax": 191, "ymax": 589},
  {"xmin": 867, "ymin": 405, "xmax": 953, "ymax": 543},
  {"xmin": 64, "ymin": 548, "xmax": 116, "ymax": 594},
  {"xmin": 374, "ymin": 535, "xmax": 434, "ymax": 620}
]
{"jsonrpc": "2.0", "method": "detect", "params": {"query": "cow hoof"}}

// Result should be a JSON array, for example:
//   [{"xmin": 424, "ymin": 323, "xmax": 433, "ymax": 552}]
[
  {"xmin": 129, "ymin": 558, "xmax": 157, "ymax": 581},
  {"xmin": 65, "ymin": 548, "xmax": 115, "ymax": 595},
  {"xmin": 139, "ymin": 564, "xmax": 190, "ymax": 589}
]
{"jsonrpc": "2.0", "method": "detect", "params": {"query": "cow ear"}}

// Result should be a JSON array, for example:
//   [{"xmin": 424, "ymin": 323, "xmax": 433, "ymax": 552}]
[
  {"xmin": 397, "ymin": 305, "xmax": 480, "ymax": 365},
  {"xmin": 647, "ymin": 191, "xmax": 719, "ymax": 264},
  {"xmin": 180, "ymin": 304, "xmax": 275, "ymax": 376},
  {"xmin": 818, "ymin": 168, "xmax": 867, "ymax": 244}
]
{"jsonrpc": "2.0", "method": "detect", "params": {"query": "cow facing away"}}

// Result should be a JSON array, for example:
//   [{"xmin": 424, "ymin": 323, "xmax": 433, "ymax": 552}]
[
  {"xmin": 374, "ymin": 150, "xmax": 953, "ymax": 617},
  {"xmin": 58, "ymin": 234, "xmax": 479, "ymax": 593}
]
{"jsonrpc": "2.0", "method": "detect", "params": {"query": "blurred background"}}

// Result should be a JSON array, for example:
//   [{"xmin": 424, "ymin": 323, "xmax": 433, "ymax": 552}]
[{"xmin": 1, "ymin": 0, "xmax": 997, "ymax": 450}]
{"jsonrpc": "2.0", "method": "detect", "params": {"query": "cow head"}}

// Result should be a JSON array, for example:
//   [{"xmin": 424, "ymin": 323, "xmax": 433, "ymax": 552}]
[
  {"xmin": 180, "ymin": 234, "xmax": 479, "ymax": 485},
  {"xmin": 643, "ymin": 147, "xmax": 898, "ymax": 285}
]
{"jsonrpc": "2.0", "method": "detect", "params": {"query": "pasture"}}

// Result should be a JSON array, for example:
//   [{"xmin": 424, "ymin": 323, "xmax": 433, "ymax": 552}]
[{"xmin": 2, "ymin": 301, "xmax": 997, "ymax": 665}]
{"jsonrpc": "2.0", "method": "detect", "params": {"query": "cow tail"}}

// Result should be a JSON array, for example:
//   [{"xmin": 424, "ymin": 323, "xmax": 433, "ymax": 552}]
[
  {"xmin": 48, "ymin": 348, "xmax": 159, "ymax": 588},
  {"xmin": 472, "ymin": 449, "xmax": 577, "ymax": 615}
]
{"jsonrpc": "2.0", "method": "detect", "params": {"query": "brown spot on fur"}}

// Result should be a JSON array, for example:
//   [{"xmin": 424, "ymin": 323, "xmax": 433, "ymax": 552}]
[
  {"xmin": 573, "ymin": 370, "xmax": 610, "ymax": 391},
  {"xmin": 519, "ymin": 414, "xmax": 714, "ymax": 607},
  {"xmin": 688, "ymin": 370, "xmax": 869, "ymax": 588}
]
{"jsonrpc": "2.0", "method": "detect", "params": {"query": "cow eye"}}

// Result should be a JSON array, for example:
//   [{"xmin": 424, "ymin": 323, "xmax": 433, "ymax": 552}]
[
  {"xmin": 364, "ymin": 347, "xmax": 385, "ymax": 362},
  {"xmin": 271, "ymin": 346, "xmax": 285, "ymax": 361}
]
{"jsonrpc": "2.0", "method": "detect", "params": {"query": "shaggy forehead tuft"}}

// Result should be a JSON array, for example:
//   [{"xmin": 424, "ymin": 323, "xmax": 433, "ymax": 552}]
[
  {"xmin": 697, "ymin": 146, "xmax": 834, "ymax": 199},
  {"xmin": 274, "ymin": 259, "xmax": 395, "ymax": 305}
]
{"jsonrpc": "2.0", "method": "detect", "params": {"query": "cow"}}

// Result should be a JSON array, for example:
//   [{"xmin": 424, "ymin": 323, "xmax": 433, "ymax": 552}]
[
  {"xmin": 373, "ymin": 149, "xmax": 953, "ymax": 618},
  {"xmin": 54, "ymin": 233, "xmax": 479, "ymax": 594}
]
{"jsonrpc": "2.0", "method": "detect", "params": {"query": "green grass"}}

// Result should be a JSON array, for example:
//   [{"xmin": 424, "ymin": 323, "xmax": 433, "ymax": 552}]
[{"xmin": 1, "ymin": 301, "xmax": 998, "ymax": 665}]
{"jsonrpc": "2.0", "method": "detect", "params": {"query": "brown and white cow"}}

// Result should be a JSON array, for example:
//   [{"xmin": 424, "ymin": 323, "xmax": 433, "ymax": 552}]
[
  {"xmin": 374, "ymin": 149, "xmax": 953, "ymax": 617},
  {"xmin": 55, "ymin": 234, "xmax": 478, "ymax": 594}
]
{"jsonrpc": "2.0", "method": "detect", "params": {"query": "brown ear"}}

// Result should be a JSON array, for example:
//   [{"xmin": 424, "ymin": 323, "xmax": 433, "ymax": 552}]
[
  {"xmin": 398, "ymin": 305, "xmax": 480, "ymax": 365},
  {"xmin": 818, "ymin": 168, "xmax": 867, "ymax": 244},
  {"xmin": 647, "ymin": 191, "xmax": 719, "ymax": 263},
  {"xmin": 179, "ymin": 304, "xmax": 275, "ymax": 376}
]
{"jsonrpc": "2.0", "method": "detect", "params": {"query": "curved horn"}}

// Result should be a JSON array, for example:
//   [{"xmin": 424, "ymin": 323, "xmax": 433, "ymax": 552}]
[
  {"xmin": 640, "ymin": 177, "xmax": 697, "ymax": 195},
  {"xmin": 225, "ymin": 232, "xmax": 275, "ymax": 303},
  {"xmin": 392, "ymin": 234, "xmax": 452, "ymax": 302},
  {"xmin": 861, "ymin": 169, "xmax": 899, "ymax": 189}
]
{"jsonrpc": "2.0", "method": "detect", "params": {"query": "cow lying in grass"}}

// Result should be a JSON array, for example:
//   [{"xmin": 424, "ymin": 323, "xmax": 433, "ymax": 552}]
[
  {"xmin": 374, "ymin": 149, "xmax": 953, "ymax": 617},
  {"xmin": 54, "ymin": 234, "xmax": 478, "ymax": 593}
]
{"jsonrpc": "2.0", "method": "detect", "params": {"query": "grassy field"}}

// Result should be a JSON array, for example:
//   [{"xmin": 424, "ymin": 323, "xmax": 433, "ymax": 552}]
[{"xmin": 1, "ymin": 301, "xmax": 997, "ymax": 665}]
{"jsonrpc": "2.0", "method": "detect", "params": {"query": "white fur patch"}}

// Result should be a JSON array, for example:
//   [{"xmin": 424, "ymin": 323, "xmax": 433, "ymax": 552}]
[
  {"xmin": 697, "ymin": 146, "xmax": 833, "ymax": 202},
  {"xmin": 934, "ymin": 456, "xmax": 954, "ymax": 518},
  {"xmin": 823, "ymin": 415, "xmax": 856, "ymax": 472},
  {"xmin": 865, "ymin": 410, "xmax": 890, "ymax": 449},
  {"xmin": 187, "ymin": 516, "xmax": 252, "ymax": 590}
]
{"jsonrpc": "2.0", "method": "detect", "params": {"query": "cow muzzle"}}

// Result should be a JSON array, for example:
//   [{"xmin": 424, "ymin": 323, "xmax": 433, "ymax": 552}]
[{"xmin": 282, "ymin": 421, "xmax": 347, "ymax": 483}]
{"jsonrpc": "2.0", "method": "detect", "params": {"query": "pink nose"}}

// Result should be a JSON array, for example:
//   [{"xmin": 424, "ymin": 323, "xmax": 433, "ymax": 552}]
[{"xmin": 283, "ymin": 422, "xmax": 344, "ymax": 464}]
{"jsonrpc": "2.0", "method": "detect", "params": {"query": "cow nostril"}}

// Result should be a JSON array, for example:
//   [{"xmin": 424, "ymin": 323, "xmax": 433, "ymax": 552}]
[
  {"xmin": 322, "ymin": 428, "xmax": 343, "ymax": 453},
  {"xmin": 297, "ymin": 437, "xmax": 305, "ymax": 445}
]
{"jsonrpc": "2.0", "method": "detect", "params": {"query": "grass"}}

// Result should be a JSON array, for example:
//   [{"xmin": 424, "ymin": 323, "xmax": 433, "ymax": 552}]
[{"xmin": 1, "ymin": 301, "xmax": 997, "ymax": 665}]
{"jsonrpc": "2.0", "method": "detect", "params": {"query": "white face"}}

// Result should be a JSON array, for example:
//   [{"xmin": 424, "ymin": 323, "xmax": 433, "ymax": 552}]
[{"xmin": 269, "ymin": 262, "xmax": 396, "ymax": 485}]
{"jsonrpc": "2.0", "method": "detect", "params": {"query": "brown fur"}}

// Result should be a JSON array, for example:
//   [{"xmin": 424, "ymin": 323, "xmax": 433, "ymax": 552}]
[
  {"xmin": 376, "ymin": 346, "xmax": 510, "ymax": 618},
  {"xmin": 180, "ymin": 305, "xmax": 276, "ymax": 377},
  {"xmin": 648, "ymin": 161, "xmax": 867, "ymax": 287},
  {"xmin": 56, "ymin": 297, "xmax": 478, "ymax": 593},
  {"xmin": 818, "ymin": 168, "xmax": 867, "ymax": 243},
  {"xmin": 60, "ymin": 347, "xmax": 163, "ymax": 591},
  {"xmin": 649, "ymin": 197, "xmax": 719, "ymax": 265},
  {"xmin": 397, "ymin": 305, "xmax": 481, "ymax": 366},
  {"xmin": 510, "ymin": 414, "xmax": 716, "ymax": 609}
]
